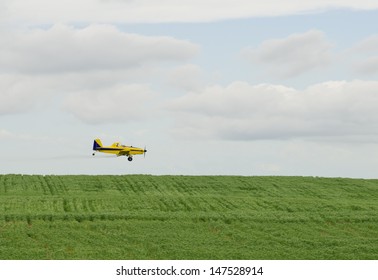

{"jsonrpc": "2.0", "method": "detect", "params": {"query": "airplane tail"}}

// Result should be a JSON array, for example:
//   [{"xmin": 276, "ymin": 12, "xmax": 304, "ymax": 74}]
[{"xmin": 93, "ymin": 139, "xmax": 103, "ymax": 150}]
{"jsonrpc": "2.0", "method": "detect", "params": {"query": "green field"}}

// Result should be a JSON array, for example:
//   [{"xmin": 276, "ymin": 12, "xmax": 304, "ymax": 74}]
[{"xmin": 0, "ymin": 174, "xmax": 377, "ymax": 259}]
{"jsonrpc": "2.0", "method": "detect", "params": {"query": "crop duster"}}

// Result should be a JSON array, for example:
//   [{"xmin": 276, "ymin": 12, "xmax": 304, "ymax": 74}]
[{"xmin": 92, "ymin": 139, "xmax": 147, "ymax": 161}]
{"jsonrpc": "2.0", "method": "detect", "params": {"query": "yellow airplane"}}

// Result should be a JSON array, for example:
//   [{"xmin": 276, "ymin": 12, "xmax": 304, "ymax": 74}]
[{"xmin": 92, "ymin": 138, "xmax": 147, "ymax": 161}]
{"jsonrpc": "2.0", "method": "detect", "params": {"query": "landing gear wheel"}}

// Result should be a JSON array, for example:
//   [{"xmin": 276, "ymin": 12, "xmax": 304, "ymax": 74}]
[{"xmin": 128, "ymin": 156, "xmax": 133, "ymax": 161}]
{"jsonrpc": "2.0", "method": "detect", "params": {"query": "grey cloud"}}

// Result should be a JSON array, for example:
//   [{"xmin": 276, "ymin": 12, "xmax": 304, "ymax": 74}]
[
  {"xmin": 355, "ymin": 56, "xmax": 378, "ymax": 75},
  {"xmin": 0, "ymin": 24, "xmax": 199, "ymax": 74},
  {"xmin": 242, "ymin": 30, "xmax": 333, "ymax": 78},
  {"xmin": 0, "ymin": 24, "xmax": 199, "ymax": 116},
  {"xmin": 0, "ymin": 74, "xmax": 51, "ymax": 115},
  {"xmin": 351, "ymin": 35, "xmax": 378, "ymax": 75},
  {"xmin": 167, "ymin": 64, "xmax": 205, "ymax": 91},
  {"xmin": 353, "ymin": 35, "xmax": 378, "ymax": 53},
  {"xmin": 166, "ymin": 80, "xmax": 378, "ymax": 141}
]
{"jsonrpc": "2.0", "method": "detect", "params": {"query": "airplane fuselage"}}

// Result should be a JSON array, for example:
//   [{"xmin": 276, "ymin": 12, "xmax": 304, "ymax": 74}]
[{"xmin": 92, "ymin": 139, "xmax": 146, "ymax": 161}]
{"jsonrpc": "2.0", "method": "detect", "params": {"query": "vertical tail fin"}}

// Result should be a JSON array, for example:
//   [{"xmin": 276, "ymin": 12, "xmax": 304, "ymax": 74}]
[{"xmin": 93, "ymin": 139, "xmax": 103, "ymax": 150}]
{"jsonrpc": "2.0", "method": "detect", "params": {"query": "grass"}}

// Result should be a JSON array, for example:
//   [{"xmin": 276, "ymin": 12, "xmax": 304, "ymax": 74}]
[{"xmin": 0, "ymin": 174, "xmax": 377, "ymax": 259}]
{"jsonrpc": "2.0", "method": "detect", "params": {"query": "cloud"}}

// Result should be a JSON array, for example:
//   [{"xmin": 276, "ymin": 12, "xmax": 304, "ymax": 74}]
[
  {"xmin": 3, "ymin": 0, "xmax": 378, "ymax": 24},
  {"xmin": 0, "ymin": 74, "xmax": 51, "ymax": 115},
  {"xmin": 0, "ymin": 129, "xmax": 13, "ymax": 139},
  {"xmin": 0, "ymin": 24, "xmax": 199, "ymax": 74},
  {"xmin": 0, "ymin": 24, "xmax": 199, "ymax": 116},
  {"xmin": 353, "ymin": 35, "xmax": 378, "ymax": 53},
  {"xmin": 166, "ymin": 64, "xmax": 205, "ymax": 91},
  {"xmin": 64, "ymin": 83, "xmax": 156, "ymax": 124},
  {"xmin": 351, "ymin": 35, "xmax": 378, "ymax": 75},
  {"xmin": 242, "ymin": 30, "xmax": 333, "ymax": 78},
  {"xmin": 355, "ymin": 56, "xmax": 378, "ymax": 75},
  {"xmin": 166, "ymin": 80, "xmax": 378, "ymax": 142}
]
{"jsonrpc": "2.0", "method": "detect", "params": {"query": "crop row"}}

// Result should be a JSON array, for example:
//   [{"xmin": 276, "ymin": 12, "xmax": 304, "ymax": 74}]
[{"xmin": 1, "ymin": 174, "xmax": 378, "ymax": 259}]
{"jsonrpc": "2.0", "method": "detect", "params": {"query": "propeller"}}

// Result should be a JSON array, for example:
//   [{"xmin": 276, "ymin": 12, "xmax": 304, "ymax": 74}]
[{"xmin": 144, "ymin": 146, "xmax": 147, "ymax": 158}]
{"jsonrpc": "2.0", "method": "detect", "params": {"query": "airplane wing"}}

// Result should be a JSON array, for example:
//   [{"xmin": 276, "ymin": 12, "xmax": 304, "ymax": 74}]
[
  {"xmin": 116, "ymin": 147, "xmax": 145, "ymax": 157},
  {"xmin": 117, "ymin": 149, "xmax": 131, "ymax": 156}
]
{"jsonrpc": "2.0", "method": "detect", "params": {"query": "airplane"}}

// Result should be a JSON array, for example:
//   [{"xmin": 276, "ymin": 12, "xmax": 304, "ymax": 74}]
[{"xmin": 92, "ymin": 138, "xmax": 147, "ymax": 161}]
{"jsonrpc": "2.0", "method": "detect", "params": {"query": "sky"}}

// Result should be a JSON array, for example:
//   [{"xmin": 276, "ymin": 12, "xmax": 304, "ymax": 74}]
[{"xmin": 1, "ymin": 0, "xmax": 378, "ymax": 178}]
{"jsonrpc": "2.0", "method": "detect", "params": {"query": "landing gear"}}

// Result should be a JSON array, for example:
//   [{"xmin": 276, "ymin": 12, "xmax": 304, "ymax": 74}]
[
  {"xmin": 92, "ymin": 152, "xmax": 95, "ymax": 156},
  {"xmin": 128, "ymin": 156, "xmax": 133, "ymax": 161}
]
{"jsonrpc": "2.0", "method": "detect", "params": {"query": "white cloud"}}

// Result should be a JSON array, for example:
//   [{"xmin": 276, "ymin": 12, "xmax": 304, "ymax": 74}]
[
  {"xmin": 64, "ymin": 83, "xmax": 156, "ymax": 124},
  {"xmin": 242, "ymin": 30, "xmax": 333, "ymax": 78},
  {"xmin": 166, "ymin": 80, "xmax": 378, "ymax": 142},
  {"xmin": 3, "ymin": 0, "xmax": 378, "ymax": 24},
  {"xmin": 0, "ymin": 24, "xmax": 199, "ymax": 74}
]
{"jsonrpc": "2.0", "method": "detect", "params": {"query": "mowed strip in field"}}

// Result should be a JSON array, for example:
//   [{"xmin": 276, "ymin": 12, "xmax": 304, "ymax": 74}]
[{"xmin": 0, "ymin": 175, "xmax": 377, "ymax": 259}]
